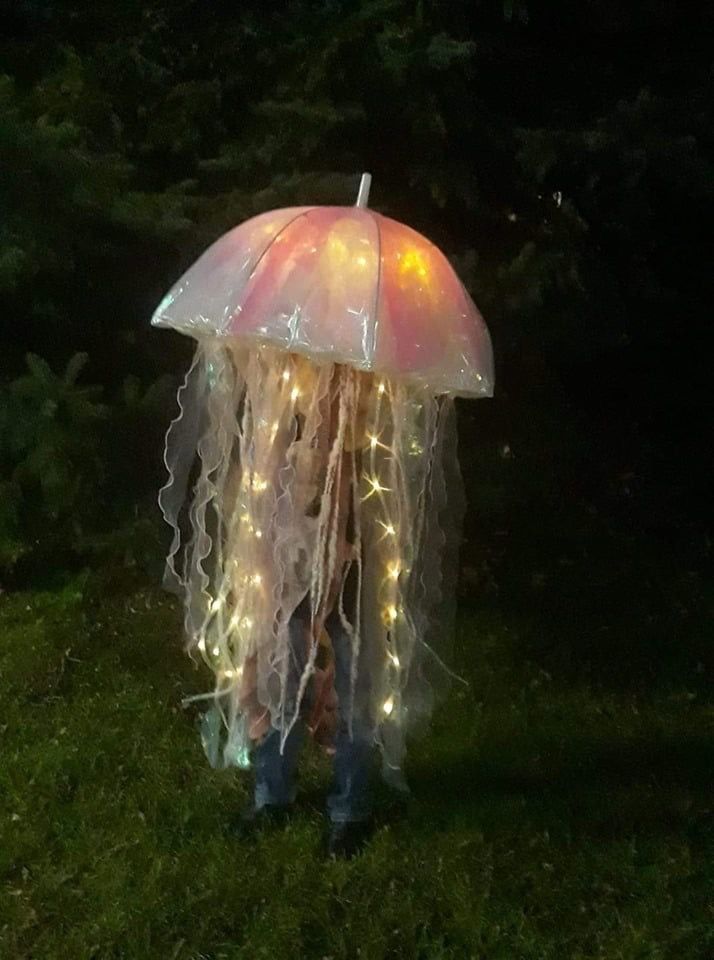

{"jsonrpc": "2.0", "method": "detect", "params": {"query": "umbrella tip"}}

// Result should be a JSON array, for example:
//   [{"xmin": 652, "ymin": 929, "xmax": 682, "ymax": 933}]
[{"xmin": 355, "ymin": 172, "xmax": 372, "ymax": 208}]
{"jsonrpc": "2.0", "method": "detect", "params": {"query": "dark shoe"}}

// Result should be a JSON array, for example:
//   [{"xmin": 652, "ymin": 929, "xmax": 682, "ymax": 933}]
[
  {"xmin": 229, "ymin": 803, "xmax": 291, "ymax": 836},
  {"xmin": 325, "ymin": 817, "xmax": 374, "ymax": 859}
]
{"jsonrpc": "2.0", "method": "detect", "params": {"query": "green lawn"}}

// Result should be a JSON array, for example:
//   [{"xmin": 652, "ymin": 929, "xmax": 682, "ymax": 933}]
[{"xmin": 1, "ymin": 574, "xmax": 711, "ymax": 959}]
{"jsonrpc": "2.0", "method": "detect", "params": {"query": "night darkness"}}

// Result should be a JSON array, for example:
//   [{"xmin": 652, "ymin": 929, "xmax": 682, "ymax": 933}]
[{"xmin": 1, "ymin": 2, "xmax": 712, "ymax": 956}]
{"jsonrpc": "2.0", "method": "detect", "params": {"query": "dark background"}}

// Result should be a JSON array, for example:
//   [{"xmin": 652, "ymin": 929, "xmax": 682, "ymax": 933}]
[{"xmin": 1, "ymin": 0, "xmax": 712, "ymax": 684}]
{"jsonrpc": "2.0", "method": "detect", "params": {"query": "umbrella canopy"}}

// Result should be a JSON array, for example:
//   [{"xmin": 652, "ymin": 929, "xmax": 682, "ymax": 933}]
[{"xmin": 152, "ymin": 176, "xmax": 493, "ymax": 397}]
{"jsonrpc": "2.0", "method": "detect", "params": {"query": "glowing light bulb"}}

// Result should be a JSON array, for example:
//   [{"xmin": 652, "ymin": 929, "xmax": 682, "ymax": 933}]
[
  {"xmin": 369, "ymin": 434, "xmax": 378, "ymax": 449},
  {"xmin": 251, "ymin": 573, "xmax": 262, "ymax": 586},
  {"xmin": 363, "ymin": 474, "xmax": 390, "ymax": 499},
  {"xmin": 290, "ymin": 387, "xmax": 300, "ymax": 402},
  {"xmin": 198, "ymin": 637, "xmax": 206, "ymax": 653},
  {"xmin": 389, "ymin": 652, "xmax": 400, "ymax": 668},
  {"xmin": 223, "ymin": 669, "xmax": 235, "ymax": 678},
  {"xmin": 400, "ymin": 249, "xmax": 429, "ymax": 280},
  {"xmin": 212, "ymin": 645, "xmax": 220, "ymax": 656},
  {"xmin": 378, "ymin": 382, "xmax": 386, "ymax": 395},
  {"xmin": 282, "ymin": 369, "xmax": 290, "ymax": 382},
  {"xmin": 254, "ymin": 528, "xmax": 263, "ymax": 539},
  {"xmin": 378, "ymin": 520, "xmax": 397, "ymax": 538},
  {"xmin": 355, "ymin": 255, "xmax": 368, "ymax": 268},
  {"xmin": 387, "ymin": 561, "xmax": 401, "ymax": 581},
  {"xmin": 383, "ymin": 696, "xmax": 395, "ymax": 715}
]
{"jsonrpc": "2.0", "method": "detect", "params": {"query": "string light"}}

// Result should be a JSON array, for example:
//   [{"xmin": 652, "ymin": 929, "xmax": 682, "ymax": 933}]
[
  {"xmin": 383, "ymin": 696, "xmax": 395, "ymax": 715},
  {"xmin": 399, "ymin": 249, "xmax": 429, "ymax": 279},
  {"xmin": 367, "ymin": 432, "xmax": 390, "ymax": 451},
  {"xmin": 377, "ymin": 520, "xmax": 397, "ymax": 538},
  {"xmin": 290, "ymin": 386, "xmax": 300, "ymax": 402},
  {"xmin": 282, "ymin": 369, "xmax": 290, "ymax": 382},
  {"xmin": 222, "ymin": 666, "xmax": 243, "ymax": 680},
  {"xmin": 251, "ymin": 573, "xmax": 262, "ymax": 586},
  {"xmin": 383, "ymin": 604, "xmax": 398, "ymax": 624},
  {"xmin": 389, "ymin": 652, "xmax": 401, "ymax": 668},
  {"xmin": 198, "ymin": 637, "xmax": 206, "ymax": 653},
  {"xmin": 252, "ymin": 476, "xmax": 268, "ymax": 492},
  {"xmin": 378, "ymin": 382, "xmax": 386, "ymax": 395},
  {"xmin": 212, "ymin": 645, "xmax": 220, "ymax": 656},
  {"xmin": 254, "ymin": 528, "xmax": 263, "ymax": 539},
  {"xmin": 386, "ymin": 561, "xmax": 401, "ymax": 581},
  {"xmin": 362, "ymin": 474, "xmax": 390, "ymax": 499},
  {"xmin": 210, "ymin": 598, "xmax": 223, "ymax": 613}
]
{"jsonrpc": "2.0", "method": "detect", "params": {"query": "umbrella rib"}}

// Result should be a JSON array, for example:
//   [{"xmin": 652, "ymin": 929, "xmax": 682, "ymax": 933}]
[
  {"xmin": 369, "ymin": 211, "xmax": 383, "ymax": 362},
  {"xmin": 242, "ymin": 208, "xmax": 314, "ymax": 290}
]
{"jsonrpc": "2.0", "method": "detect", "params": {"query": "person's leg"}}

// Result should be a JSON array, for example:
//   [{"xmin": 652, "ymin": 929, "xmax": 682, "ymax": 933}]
[
  {"xmin": 325, "ymin": 578, "xmax": 376, "ymax": 824},
  {"xmin": 252, "ymin": 597, "xmax": 312, "ymax": 810},
  {"xmin": 253, "ymin": 721, "xmax": 305, "ymax": 809}
]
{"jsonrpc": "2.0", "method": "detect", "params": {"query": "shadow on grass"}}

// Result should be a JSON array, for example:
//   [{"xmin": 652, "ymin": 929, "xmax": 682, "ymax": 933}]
[{"xmin": 405, "ymin": 729, "xmax": 714, "ymax": 839}]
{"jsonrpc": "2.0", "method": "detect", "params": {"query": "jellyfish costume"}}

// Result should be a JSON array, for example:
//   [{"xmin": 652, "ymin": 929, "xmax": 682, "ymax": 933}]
[{"xmin": 152, "ymin": 175, "xmax": 494, "ymax": 786}]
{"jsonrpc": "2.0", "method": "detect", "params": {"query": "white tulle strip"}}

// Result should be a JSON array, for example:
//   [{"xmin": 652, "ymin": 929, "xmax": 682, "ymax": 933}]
[{"xmin": 159, "ymin": 338, "xmax": 466, "ymax": 781}]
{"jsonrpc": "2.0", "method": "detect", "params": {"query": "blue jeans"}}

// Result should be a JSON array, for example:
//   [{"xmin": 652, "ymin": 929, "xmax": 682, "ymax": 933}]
[{"xmin": 253, "ymin": 582, "xmax": 375, "ymax": 823}]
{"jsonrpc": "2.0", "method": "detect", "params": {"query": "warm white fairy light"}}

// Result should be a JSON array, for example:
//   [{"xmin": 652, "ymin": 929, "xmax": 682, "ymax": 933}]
[
  {"xmin": 212, "ymin": 645, "xmax": 220, "ymax": 656},
  {"xmin": 254, "ymin": 528, "xmax": 263, "ymax": 539},
  {"xmin": 362, "ymin": 474, "xmax": 390, "ymax": 499},
  {"xmin": 251, "ymin": 573, "xmax": 262, "ymax": 586},
  {"xmin": 386, "ymin": 561, "xmax": 401, "ymax": 581},
  {"xmin": 367, "ymin": 432, "xmax": 390, "ymax": 452},
  {"xmin": 389, "ymin": 652, "xmax": 400, "ymax": 668},
  {"xmin": 290, "ymin": 386, "xmax": 300, "ymax": 402},
  {"xmin": 384, "ymin": 604, "xmax": 398, "ymax": 623},
  {"xmin": 198, "ymin": 637, "xmax": 206, "ymax": 653},
  {"xmin": 252, "ymin": 476, "xmax": 268, "ymax": 492},
  {"xmin": 378, "ymin": 382, "xmax": 386, "ymax": 395},
  {"xmin": 383, "ymin": 695, "xmax": 395, "ymax": 715},
  {"xmin": 377, "ymin": 520, "xmax": 397, "ymax": 538},
  {"xmin": 210, "ymin": 598, "xmax": 223, "ymax": 613},
  {"xmin": 282, "ymin": 369, "xmax": 290, "ymax": 382},
  {"xmin": 240, "ymin": 511, "xmax": 250, "ymax": 524},
  {"xmin": 222, "ymin": 666, "xmax": 243, "ymax": 680}
]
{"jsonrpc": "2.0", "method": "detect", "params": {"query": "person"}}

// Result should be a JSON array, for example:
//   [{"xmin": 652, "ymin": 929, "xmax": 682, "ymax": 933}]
[
  {"xmin": 161, "ymin": 342, "xmax": 467, "ymax": 859},
  {"xmin": 235, "ymin": 362, "xmax": 378, "ymax": 858}
]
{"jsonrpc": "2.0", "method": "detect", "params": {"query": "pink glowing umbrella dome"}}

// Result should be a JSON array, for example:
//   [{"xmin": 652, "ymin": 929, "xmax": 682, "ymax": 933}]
[{"xmin": 152, "ymin": 173, "xmax": 494, "ymax": 397}]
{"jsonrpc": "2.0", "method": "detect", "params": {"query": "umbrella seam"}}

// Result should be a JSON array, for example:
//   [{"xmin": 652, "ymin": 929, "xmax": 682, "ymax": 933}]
[
  {"xmin": 241, "ymin": 207, "xmax": 314, "ymax": 299},
  {"xmin": 369, "ymin": 211, "xmax": 383, "ymax": 361}
]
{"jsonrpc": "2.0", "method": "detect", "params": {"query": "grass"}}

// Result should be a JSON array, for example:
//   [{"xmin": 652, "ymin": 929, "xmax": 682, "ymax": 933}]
[{"xmin": 0, "ymin": 570, "xmax": 712, "ymax": 959}]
